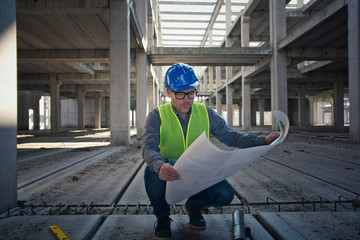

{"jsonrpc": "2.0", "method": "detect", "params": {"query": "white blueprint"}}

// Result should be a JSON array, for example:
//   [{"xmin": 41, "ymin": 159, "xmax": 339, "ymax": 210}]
[{"xmin": 165, "ymin": 110, "xmax": 289, "ymax": 205}]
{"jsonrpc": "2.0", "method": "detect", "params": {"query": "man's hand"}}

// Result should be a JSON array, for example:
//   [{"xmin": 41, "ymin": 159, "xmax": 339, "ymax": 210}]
[
  {"xmin": 159, "ymin": 163, "xmax": 181, "ymax": 181},
  {"xmin": 265, "ymin": 132, "xmax": 280, "ymax": 145}
]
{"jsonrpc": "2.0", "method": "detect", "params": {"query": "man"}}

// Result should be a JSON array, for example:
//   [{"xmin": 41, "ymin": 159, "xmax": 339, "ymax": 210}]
[{"xmin": 142, "ymin": 62, "xmax": 279, "ymax": 239}]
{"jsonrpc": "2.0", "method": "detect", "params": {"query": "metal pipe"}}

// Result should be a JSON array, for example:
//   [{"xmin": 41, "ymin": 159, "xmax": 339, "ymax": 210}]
[{"xmin": 232, "ymin": 209, "xmax": 246, "ymax": 240}]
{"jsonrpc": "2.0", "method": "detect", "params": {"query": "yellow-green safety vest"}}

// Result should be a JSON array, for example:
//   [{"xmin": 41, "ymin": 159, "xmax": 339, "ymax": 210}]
[{"xmin": 157, "ymin": 102, "xmax": 210, "ymax": 159}]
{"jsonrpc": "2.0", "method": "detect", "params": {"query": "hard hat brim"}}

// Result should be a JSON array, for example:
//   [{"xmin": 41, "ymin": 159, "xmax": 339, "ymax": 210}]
[{"xmin": 169, "ymin": 81, "xmax": 199, "ymax": 91}]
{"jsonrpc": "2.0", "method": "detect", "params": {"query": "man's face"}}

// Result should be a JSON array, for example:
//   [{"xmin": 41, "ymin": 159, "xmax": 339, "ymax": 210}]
[{"xmin": 167, "ymin": 88, "xmax": 195, "ymax": 115}]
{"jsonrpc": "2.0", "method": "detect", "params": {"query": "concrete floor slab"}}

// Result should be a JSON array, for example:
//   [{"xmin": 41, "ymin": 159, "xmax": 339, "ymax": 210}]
[
  {"xmin": 258, "ymin": 211, "xmax": 360, "ymax": 240},
  {"xmin": 265, "ymin": 142, "xmax": 360, "ymax": 193},
  {"xmin": 18, "ymin": 145, "xmax": 143, "ymax": 205},
  {"xmin": 228, "ymin": 140, "xmax": 358, "ymax": 205},
  {"xmin": 92, "ymin": 214, "xmax": 273, "ymax": 240},
  {"xmin": 229, "ymin": 158, "xmax": 354, "ymax": 205},
  {"xmin": 0, "ymin": 215, "xmax": 101, "ymax": 240}
]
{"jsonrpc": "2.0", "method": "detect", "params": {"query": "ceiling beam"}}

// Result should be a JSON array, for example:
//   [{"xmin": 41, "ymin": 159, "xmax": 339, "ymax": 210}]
[
  {"xmin": 130, "ymin": 2, "xmax": 144, "ymax": 50},
  {"xmin": 242, "ymin": 0, "xmax": 262, "ymax": 16},
  {"xmin": 18, "ymin": 49, "xmax": 109, "ymax": 63},
  {"xmin": 200, "ymin": 0, "xmax": 224, "ymax": 47},
  {"xmin": 286, "ymin": 48, "xmax": 348, "ymax": 61},
  {"xmin": 159, "ymin": 1, "xmax": 217, "ymax": 6},
  {"xmin": 148, "ymin": 46, "xmax": 272, "ymax": 66},
  {"xmin": 16, "ymin": 0, "xmax": 109, "ymax": 14},
  {"xmin": 278, "ymin": 0, "xmax": 347, "ymax": 49}
]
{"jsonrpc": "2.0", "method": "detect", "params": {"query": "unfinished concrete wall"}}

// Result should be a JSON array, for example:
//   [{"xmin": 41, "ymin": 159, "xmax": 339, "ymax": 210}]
[
  {"xmin": 60, "ymin": 98, "xmax": 78, "ymax": 128},
  {"xmin": 60, "ymin": 97, "xmax": 98, "ymax": 129}
]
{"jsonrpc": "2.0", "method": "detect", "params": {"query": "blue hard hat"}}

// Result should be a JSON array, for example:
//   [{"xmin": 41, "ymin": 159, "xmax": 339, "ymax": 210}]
[{"xmin": 165, "ymin": 63, "xmax": 199, "ymax": 91}]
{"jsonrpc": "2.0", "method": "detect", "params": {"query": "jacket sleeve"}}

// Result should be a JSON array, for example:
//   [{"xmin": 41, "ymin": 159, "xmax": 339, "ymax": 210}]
[
  {"xmin": 207, "ymin": 106, "xmax": 266, "ymax": 148},
  {"xmin": 142, "ymin": 108, "xmax": 166, "ymax": 173}
]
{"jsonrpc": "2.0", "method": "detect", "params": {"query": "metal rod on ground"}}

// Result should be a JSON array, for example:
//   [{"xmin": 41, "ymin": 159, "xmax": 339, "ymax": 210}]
[
  {"xmin": 233, "ymin": 209, "xmax": 246, "ymax": 240},
  {"xmin": 110, "ymin": 160, "xmax": 145, "ymax": 207},
  {"xmin": 233, "ymin": 187, "xmax": 250, "ymax": 213}
]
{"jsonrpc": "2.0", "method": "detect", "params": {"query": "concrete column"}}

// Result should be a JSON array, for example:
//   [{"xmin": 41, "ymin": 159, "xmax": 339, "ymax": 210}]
[
  {"xmin": 136, "ymin": 51, "xmax": 148, "ymax": 138},
  {"xmin": 225, "ymin": 0, "xmax": 234, "ymax": 81},
  {"xmin": 215, "ymin": 66, "xmax": 222, "ymax": 115},
  {"xmin": 33, "ymin": 91, "xmax": 41, "ymax": 130},
  {"xmin": 136, "ymin": 0, "xmax": 148, "ymax": 138},
  {"xmin": 204, "ymin": 71, "xmax": 208, "ymax": 92},
  {"xmin": 153, "ymin": 79, "xmax": 158, "ymax": 108},
  {"xmin": 314, "ymin": 98, "xmax": 319, "ymax": 124},
  {"xmin": 309, "ymin": 96, "xmax": 314, "ymax": 126},
  {"xmin": 241, "ymin": 14, "xmax": 251, "ymax": 130},
  {"xmin": 0, "ymin": 0, "xmax": 17, "ymax": 214},
  {"xmin": 148, "ymin": 78, "xmax": 155, "ymax": 110},
  {"xmin": 215, "ymin": 66, "xmax": 221, "ymax": 86},
  {"xmin": 251, "ymin": 99, "xmax": 257, "ymax": 126},
  {"xmin": 298, "ymin": 86, "xmax": 306, "ymax": 127},
  {"xmin": 94, "ymin": 93, "xmax": 102, "ymax": 129},
  {"xmin": 50, "ymin": 74, "xmax": 62, "ymax": 133},
  {"xmin": 151, "ymin": 73, "xmax": 158, "ymax": 108},
  {"xmin": 225, "ymin": 0, "xmax": 232, "ymax": 43},
  {"xmin": 241, "ymin": 14, "xmax": 250, "ymax": 46},
  {"xmin": 209, "ymin": 66, "xmax": 214, "ymax": 92},
  {"xmin": 104, "ymin": 96, "xmax": 110, "ymax": 127},
  {"xmin": 226, "ymin": 85, "xmax": 234, "ymax": 127},
  {"xmin": 259, "ymin": 96, "xmax": 265, "ymax": 127},
  {"xmin": 110, "ymin": 0, "xmax": 131, "ymax": 145},
  {"xmin": 242, "ymin": 80, "xmax": 251, "ymax": 130},
  {"xmin": 147, "ymin": 4, "xmax": 154, "ymax": 48},
  {"xmin": 225, "ymin": 73, "xmax": 233, "ymax": 125},
  {"xmin": 216, "ymin": 93, "xmax": 223, "ymax": 116},
  {"xmin": 333, "ymin": 79, "xmax": 344, "ymax": 129},
  {"xmin": 225, "ymin": 0, "xmax": 233, "ymax": 126},
  {"xmin": 238, "ymin": 103, "xmax": 242, "ymax": 127},
  {"xmin": 348, "ymin": 1, "xmax": 360, "ymax": 141},
  {"xmin": 200, "ymin": 77, "xmax": 205, "ymax": 92},
  {"xmin": 208, "ymin": 97, "xmax": 214, "ymax": 108},
  {"xmin": 77, "ymin": 85, "xmax": 86, "ymax": 129},
  {"xmin": 155, "ymin": 80, "xmax": 159, "ymax": 107},
  {"xmin": 156, "ymin": 83, "xmax": 160, "ymax": 106},
  {"xmin": 270, "ymin": 0, "xmax": 288, "ymax": 131}
]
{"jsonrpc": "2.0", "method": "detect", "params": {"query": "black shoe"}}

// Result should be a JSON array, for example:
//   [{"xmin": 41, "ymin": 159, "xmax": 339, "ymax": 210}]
[
  {"xmin": 184, "ymin": 201, "xmax": 206, "ymax": 230},
  {"xmin": 154, "ymin": 217, "xmax": 172, "ymax": 240}
]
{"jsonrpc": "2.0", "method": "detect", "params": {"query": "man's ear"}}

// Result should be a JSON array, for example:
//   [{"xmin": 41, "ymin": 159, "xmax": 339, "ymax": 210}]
[{"xmin": 166, "ymin": 88, "xmax": 172, "ymax": 98}]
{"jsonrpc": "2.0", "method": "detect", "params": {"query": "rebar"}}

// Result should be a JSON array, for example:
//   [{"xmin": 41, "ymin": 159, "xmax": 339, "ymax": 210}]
[
  {"xmin": 302, "ymin": 196, "xmax": 316, "ymax": 211},
  {"xmin": 266, "ymin": 197, "xmax": 281, "ymax": 212}
]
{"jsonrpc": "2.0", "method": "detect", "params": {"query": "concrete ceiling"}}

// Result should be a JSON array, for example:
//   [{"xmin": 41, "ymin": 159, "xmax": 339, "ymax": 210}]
[
  {"xmin": 16, "ymin": 0, "xmax": 139, "ymax": 95},
  {"xmin": 16, "ymin": 0, "xmax": 349, "ymax": 102},
  {"xmin": 221, "ymin": 0, "xmax": 349, "ymax": 100}
]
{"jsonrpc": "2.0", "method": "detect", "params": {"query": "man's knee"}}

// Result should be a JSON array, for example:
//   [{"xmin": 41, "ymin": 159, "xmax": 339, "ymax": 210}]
[
  {"xmin": 144, "ymin": 167, "xmax": 166, "ymax": 201},
  {"xmin": 215, "ymin": 181, "xmax": 234, "ymax": 206},
  {"xmin": 223, "ymin": 188, "xmax": 234, "ymax": 205}
]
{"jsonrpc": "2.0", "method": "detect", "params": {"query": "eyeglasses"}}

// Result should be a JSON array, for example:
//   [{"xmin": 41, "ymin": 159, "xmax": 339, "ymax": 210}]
[{"xmin": 172, "ymin": 90, "xmax": 198, "ymax": 100}]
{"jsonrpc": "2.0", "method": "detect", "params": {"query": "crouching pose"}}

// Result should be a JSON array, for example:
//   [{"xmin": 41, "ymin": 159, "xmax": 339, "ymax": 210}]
[{"xmin": 142, "ymin": 62, "xmax": 279, "ymax": 239}]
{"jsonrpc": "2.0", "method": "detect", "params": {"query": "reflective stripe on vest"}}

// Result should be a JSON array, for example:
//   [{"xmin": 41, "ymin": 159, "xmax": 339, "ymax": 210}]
[{"xmin": 158, "ymin": 102, "xmax": 210, "ymax": 159}]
